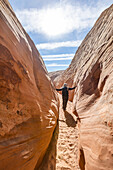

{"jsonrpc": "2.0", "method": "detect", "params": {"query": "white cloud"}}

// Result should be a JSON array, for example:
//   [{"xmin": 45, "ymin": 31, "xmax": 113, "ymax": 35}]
[
  {"xmin": 43, "ymin": 57, "xmax": 73, "ymax": 61},
  {"xmin": 42, "ymin": 53, "xmax": 74, "ymax": 58},
  {"xmin": 36, "ymin": 40, "xmax": 82, "ymax": 50},
  {"xmin": 42, "ymin": 53, "xmax": 74, "ymax": 61},
  {"xmin": 46, "ymin": 63, "xmax": 69, "ymax": 67},
  {"xmin": 15, "ymin": 2, "xmax": 109, "ymax": 37}
]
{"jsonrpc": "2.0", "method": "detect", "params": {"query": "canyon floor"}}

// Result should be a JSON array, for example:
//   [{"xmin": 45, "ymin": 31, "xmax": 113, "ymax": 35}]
[{"xmin": 38, "ymin": 94, "xmax": 80, "ymax": 170}]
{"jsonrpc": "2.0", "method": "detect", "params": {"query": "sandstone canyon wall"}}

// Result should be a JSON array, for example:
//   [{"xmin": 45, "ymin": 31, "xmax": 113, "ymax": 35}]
[
  {"xmin": 55, "ymin": 5, "xmax": 113, "ymax": 170},
  {"xmin": 49, "ymin": 70, "xmax": 64, "ymax": 82},
  {"xmin": 0, "ymin": 0, "xmax": 58, "ymax": 169}
]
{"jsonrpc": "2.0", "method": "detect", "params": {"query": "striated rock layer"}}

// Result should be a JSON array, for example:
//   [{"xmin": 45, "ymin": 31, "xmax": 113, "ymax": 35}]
[
  {"xmin": 0, "ymin": 0, "xmax": 58, "ymax": 169},
  {"xmin": 55, "ymin": 5, "xmax": 113, "ymax": 170},
  {"xmin": 49, "ymin": 70, "xmax": 64, "ymax": 82}
]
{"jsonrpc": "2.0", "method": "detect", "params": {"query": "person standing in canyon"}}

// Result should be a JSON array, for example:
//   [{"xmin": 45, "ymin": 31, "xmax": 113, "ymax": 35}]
[{"xmin": 56, "ymin": 83, "xmax": 76, "ymax": 111}]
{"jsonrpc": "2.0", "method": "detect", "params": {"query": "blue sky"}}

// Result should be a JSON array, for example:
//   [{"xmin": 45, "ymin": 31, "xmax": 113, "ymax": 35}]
[{"xmin": 9, "ymin": 0, "xmax": 113, "ymax": 72}]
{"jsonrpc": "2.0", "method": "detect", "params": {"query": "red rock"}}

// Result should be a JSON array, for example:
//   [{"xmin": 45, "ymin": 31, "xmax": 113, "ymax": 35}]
[
  {"xmin": 55, "ymin": 5, "xmax": 113, "ymax": 170},
  {"xmin": 0, "ymin": 0, "xmax": 58, "ymax": 169},
  {"xmin": 49, "ymin": 70, "xmax": 64, "ymax": 82}
]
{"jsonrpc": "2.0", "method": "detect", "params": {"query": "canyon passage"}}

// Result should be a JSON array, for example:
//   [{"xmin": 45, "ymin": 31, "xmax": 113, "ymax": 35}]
[{"xmin": 0, "ymin": 0, "xmax": 113, "ymax": 170}]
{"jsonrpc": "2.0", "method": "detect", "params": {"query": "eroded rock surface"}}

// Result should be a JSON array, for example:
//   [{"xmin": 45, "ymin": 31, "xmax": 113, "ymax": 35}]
[
  {"xmin": 55, "ymin": 5, "xmax": 113, "ymax": 170},
  {"xmin": 49, "ymin": 70, "xmax": 64, "ymax": 82},
  {"xmin": 0, "ymin": 0, "xmax": 58, "ymax": 169},
  {"xmin": 38, "ymin": 94, "xmax": 80, "ymax": 170}
]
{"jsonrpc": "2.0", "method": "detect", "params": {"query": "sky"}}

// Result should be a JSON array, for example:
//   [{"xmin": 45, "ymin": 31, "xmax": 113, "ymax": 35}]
[{"xmin": 9, "ymin": 0, "xmax": 113, "ymax": 72}]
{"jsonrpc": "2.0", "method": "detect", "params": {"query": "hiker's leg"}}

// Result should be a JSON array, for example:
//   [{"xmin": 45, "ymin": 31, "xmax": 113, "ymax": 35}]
[{"xmin": 63, "ymin": 99, "xmax": 68, "ymax": 111}]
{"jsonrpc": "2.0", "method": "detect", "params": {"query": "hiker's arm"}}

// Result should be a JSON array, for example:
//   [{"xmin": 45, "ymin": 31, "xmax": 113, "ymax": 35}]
[
  {"xmin": 56, "ymin": 88, "xmax": 63, "ymax": 91},
  {"xmin": 68, "ymin": 86, "xmax": 76, "ymax": 90}
]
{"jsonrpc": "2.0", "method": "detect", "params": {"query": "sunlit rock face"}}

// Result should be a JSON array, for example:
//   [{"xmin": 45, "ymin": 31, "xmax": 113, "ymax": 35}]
[
  {"xmin": 49, "ymin": 70, "xmax": 64, "ymax": 82},
  {"xmin": 55, "ymin": 5, "xmax": 113, "ymax": 170},
  {"xmin": 0, "ymin": 0, "xmax": 58, "ymax": 169}
]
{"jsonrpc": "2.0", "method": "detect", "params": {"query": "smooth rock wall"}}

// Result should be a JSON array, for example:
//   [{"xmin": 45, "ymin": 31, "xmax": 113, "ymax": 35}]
[
  {"xmin": 54, "ymin": 5, "xmax": 113, "ymax": 170},
  {"xmin": 0, "ymin": 0, "xmax": 58, "ymax": 169}
]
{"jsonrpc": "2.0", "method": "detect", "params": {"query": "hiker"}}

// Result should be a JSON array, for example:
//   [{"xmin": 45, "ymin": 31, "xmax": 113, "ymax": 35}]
[{"xmin": 56, "ymin": 83, "xmax": 76, "ymax": 111}]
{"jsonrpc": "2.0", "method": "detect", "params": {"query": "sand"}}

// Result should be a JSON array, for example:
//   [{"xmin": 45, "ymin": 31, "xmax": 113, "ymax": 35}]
[{"xmin": 38, "ymin": 94, "xmax": 80, "ymax": 170}]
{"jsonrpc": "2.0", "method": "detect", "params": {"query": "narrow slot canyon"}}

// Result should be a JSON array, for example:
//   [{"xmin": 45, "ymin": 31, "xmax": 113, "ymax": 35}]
[
  {"xmin": 0, "ymin": 1, "xmax": 113, "ymax": 170},
  {"xmin": 38, "ymin": 94, "xmax": 80, "ymax": 170}
]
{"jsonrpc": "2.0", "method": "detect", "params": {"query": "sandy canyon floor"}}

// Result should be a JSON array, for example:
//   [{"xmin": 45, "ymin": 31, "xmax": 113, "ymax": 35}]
[{"xmin": 38, "ymin": 94, "xmax": 80, "ymax": 170}]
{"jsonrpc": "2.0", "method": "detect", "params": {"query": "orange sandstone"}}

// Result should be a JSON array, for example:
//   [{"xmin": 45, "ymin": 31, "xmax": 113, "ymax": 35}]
[
  {"xmin": 0, "ymin": 0, "xmax": 58, "ymax": 169},
  {"xmin": 55, "ymin": 5, "xmax": 113, "ymax": 170}
]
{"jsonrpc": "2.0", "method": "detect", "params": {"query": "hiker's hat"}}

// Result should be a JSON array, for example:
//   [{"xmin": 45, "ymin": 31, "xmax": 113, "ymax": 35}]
[{"xmin": 64, "ymin": 83, "xmax": 67, "ymax": 87}]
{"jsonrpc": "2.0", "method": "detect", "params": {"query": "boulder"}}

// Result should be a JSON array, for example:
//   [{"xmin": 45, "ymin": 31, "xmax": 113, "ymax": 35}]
[
  {"xmin": 0, "ymin": 0, "xmax": 58, "ymax": 169},
  {"xmin": 55, "ymin": 5, "xmax": 113, "ymax": 170}
]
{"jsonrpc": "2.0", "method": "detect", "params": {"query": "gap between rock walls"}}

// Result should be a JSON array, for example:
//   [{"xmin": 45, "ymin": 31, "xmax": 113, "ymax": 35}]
[{"xmin": 38, "ymin": 94, "xmax": 80, "ymax": 170}]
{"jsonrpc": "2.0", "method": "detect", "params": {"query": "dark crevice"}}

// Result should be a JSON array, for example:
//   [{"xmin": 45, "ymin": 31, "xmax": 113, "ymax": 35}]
[
  {"xmin": 0, "ymin": 121, "xmax": 3, "ymax": 128},
  {"xmin": 36, "ymin": 120, "xmax": 59, "ymax": 170},
  {"xmin": 100, "ymin": 75, "xmax": 109, "ymax": 92},
  {"xmin": 79, "ymin": 148, "xmax": 85, "ymax": 170},
  {"xmin": 82, "ymin": 62, "xmax": 101, "ymax": 96}
]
